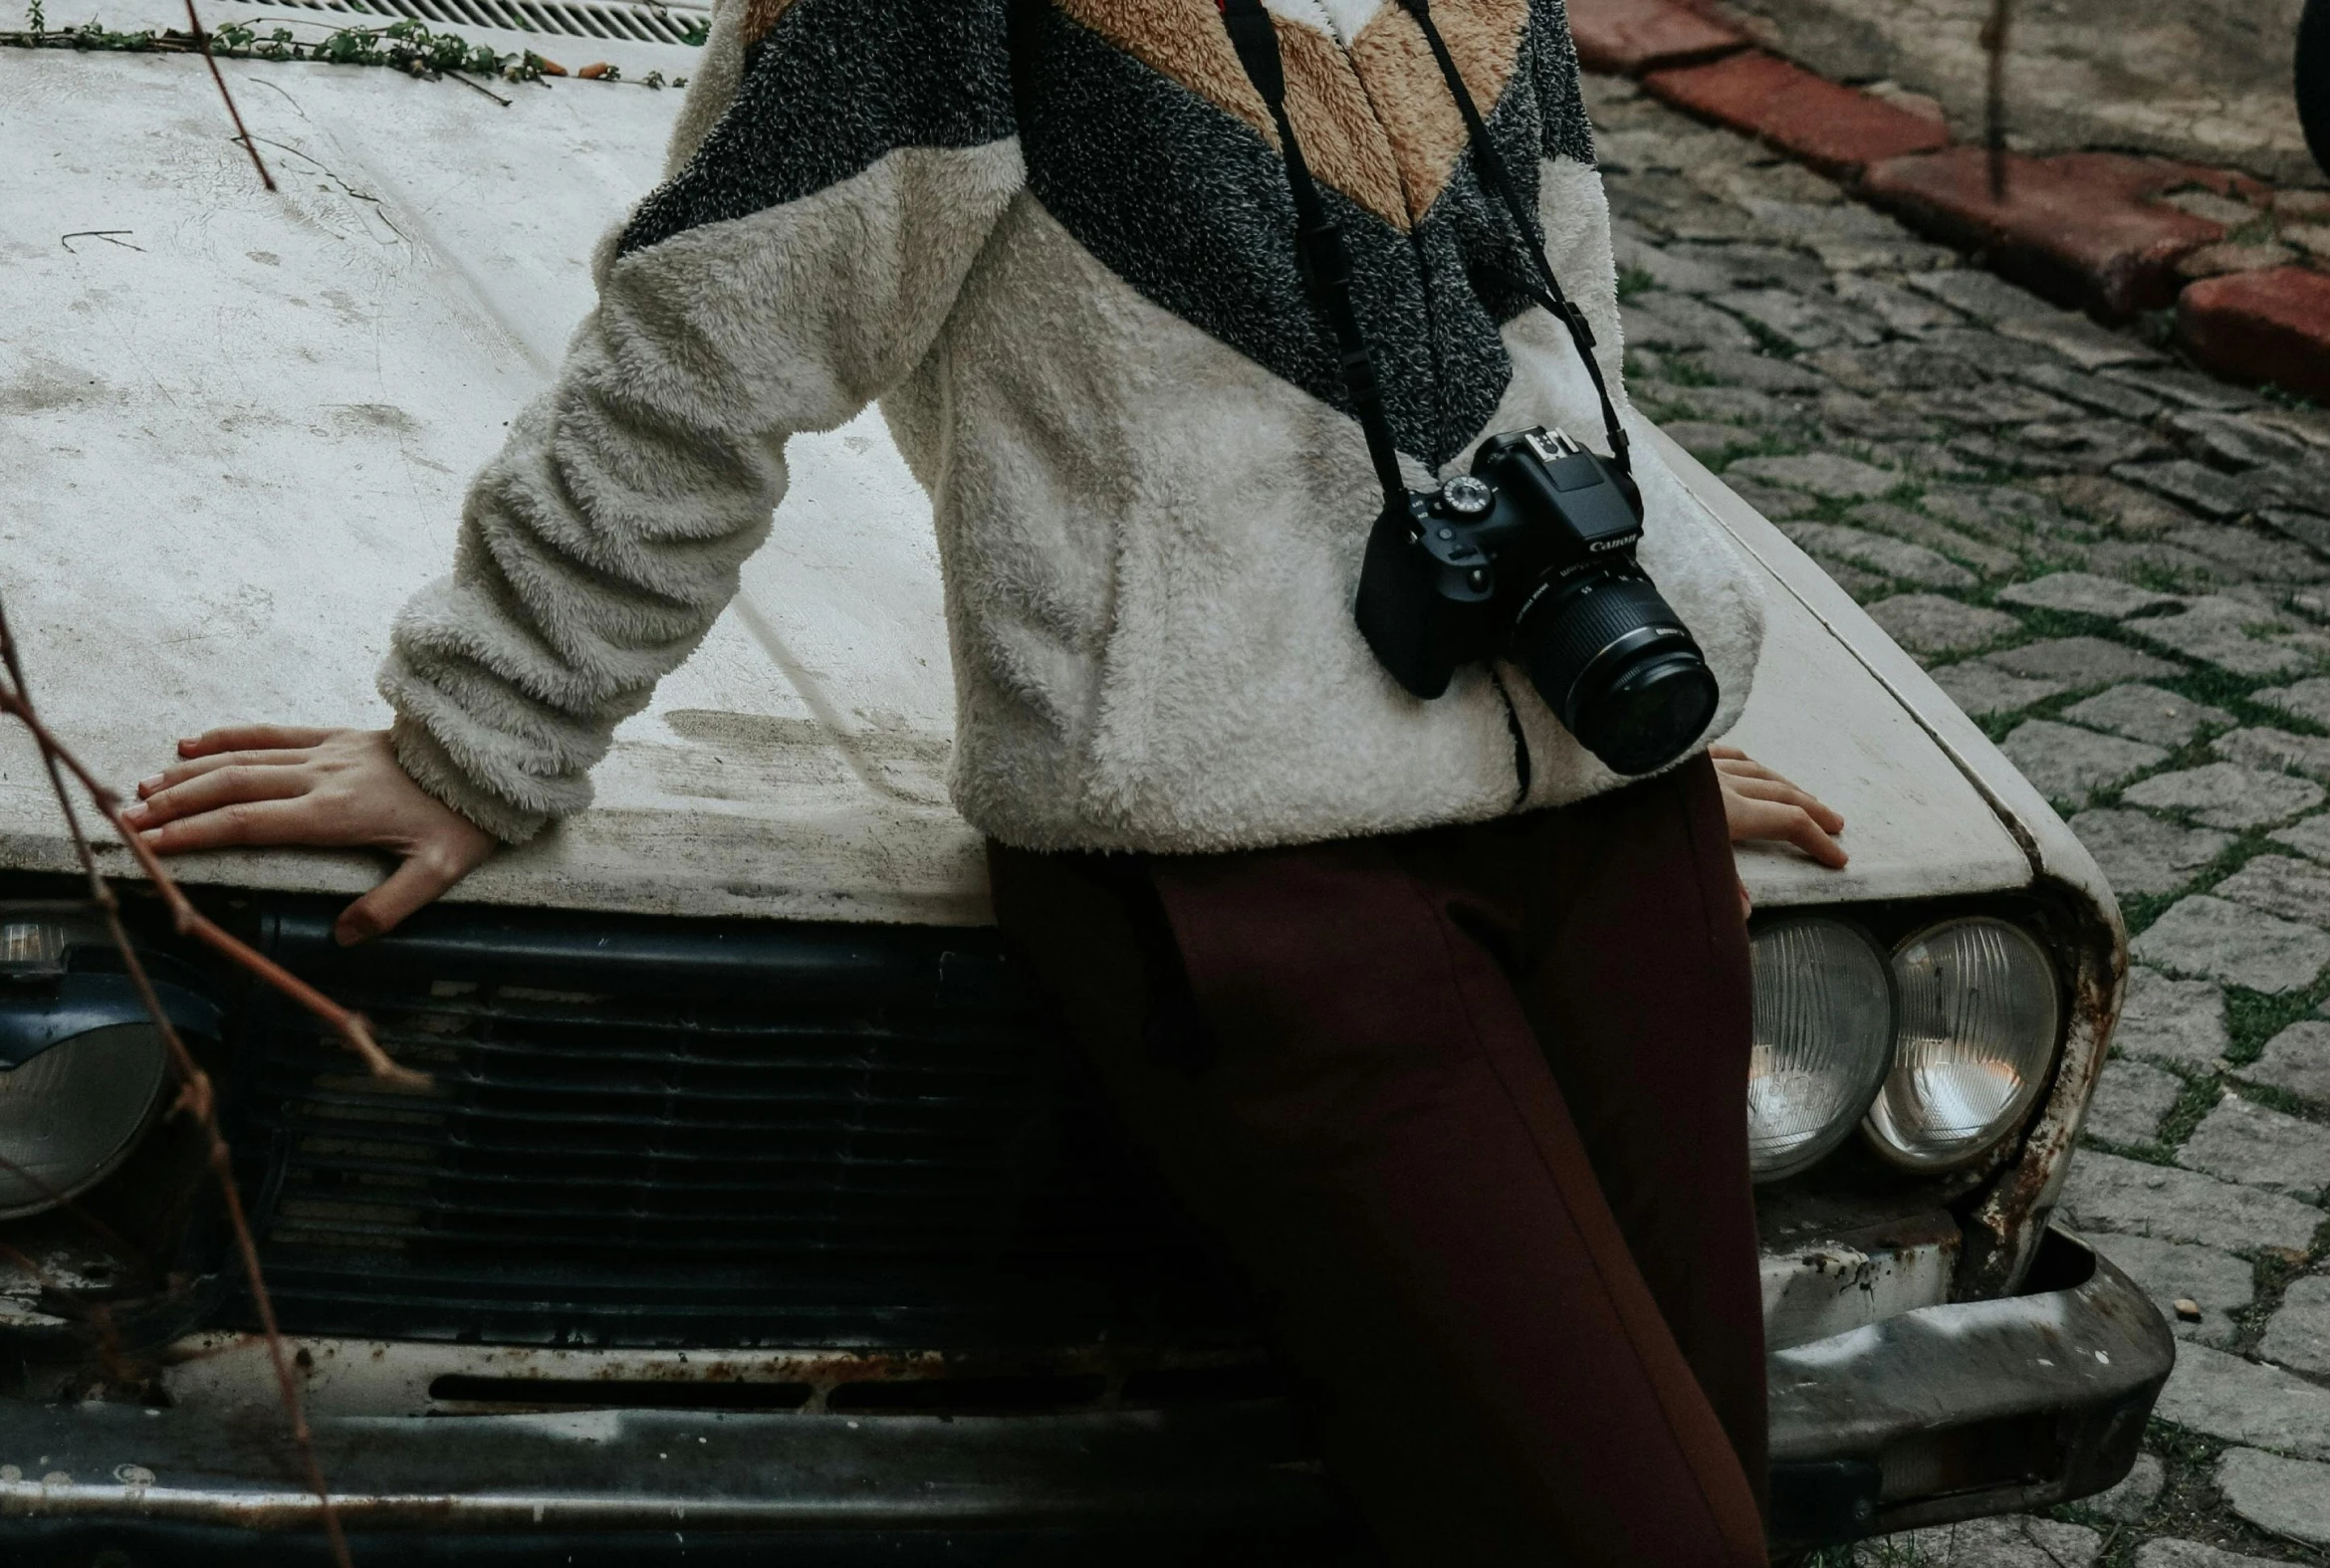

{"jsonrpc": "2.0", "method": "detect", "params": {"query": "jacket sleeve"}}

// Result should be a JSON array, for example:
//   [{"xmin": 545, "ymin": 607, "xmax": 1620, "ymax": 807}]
[{"xmin": 378, "ymin": 0, "xmax": 1023, "ymax": 842}]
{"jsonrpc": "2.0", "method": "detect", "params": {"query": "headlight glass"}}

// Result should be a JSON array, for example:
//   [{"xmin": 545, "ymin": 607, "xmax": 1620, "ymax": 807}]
[
  {"xmin": 1747, "ymin": 917, "xmax": 1895, "ymax": 1181},
  {"xmin": 0, "ymin": 1024, "xmax": 170, "ymax": 1219},
  {"xmin": 1864, "ymin": 918, "xmax": 2060, "ymax": 1172}
]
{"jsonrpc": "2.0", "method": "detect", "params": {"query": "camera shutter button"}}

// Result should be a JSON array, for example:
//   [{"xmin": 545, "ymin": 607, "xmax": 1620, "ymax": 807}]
[{"xmin": 1440, "ymin": 476, "xmax": 1494, "ymax": 516}]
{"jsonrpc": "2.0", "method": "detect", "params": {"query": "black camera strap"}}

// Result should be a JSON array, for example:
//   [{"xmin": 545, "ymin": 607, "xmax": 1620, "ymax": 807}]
[
  {"xmin": 1216, "ymin": 0, "xmax": 1632, "ymax": 488},
  {"xmin": 1219, "ymin": 0, "xmax": 1411, "ymax": 511}
]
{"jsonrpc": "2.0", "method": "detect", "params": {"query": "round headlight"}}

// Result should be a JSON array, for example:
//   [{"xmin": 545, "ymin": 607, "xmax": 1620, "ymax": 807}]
[
  {"xmin": 1864, "ymin": 918, "xmax": 2060, "ymax": 1172},
  {"xmin": 0, "ymin": 1024, "xmax": 170, "ymax": 1219},
  {"xmin": 1747, "ymin": 917, "xmax": 1895, "ymax": 1182}
]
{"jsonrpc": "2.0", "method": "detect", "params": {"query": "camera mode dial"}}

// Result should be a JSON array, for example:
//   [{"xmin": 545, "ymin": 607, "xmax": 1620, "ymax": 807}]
[{"xmin": 1439, "ymin": 475, "xmax": 1494, "ymax": 517}]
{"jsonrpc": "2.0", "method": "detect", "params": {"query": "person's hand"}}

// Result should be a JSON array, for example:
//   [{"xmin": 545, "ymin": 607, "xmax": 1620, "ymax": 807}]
[
  {"xmin": 123, "ymin": 727, "xmax": 496, "ymax": 946},
  {"xmin": 1711, "ymin": 744, "xmax": 1846, "ymax": 917}
]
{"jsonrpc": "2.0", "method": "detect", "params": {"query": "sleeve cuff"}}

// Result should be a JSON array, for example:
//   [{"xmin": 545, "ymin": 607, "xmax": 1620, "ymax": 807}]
[{"xmin": 388, "ymin": 714, "xmax": 555, "ymax": 846}]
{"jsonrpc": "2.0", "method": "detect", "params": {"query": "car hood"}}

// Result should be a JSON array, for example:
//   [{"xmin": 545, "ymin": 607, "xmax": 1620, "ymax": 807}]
[{"xmin": 0, "ymin": 28, "xmax": 2092, "ymax": 926}]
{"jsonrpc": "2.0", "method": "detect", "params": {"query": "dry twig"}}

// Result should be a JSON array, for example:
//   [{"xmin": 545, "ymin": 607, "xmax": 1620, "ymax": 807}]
[
  {"xmin": 1980, "ymin": 0, "xmax": 2013, "ymax": 203},
  {"xmin": 180, "ymin": 0, "xmax": 276, "ymax": 191},
  {"xmin": 0, "ymin": 592, "xmax": 417, "ymax": 1568}
]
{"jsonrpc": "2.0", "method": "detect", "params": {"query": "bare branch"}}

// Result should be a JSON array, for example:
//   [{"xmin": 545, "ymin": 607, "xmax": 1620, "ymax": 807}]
[
  {"xmin": 181, "ymin": 0, "xmax": 276, "ymax": 191},
  {"xmin": 0, "ymin": 594, "xmax": 357, "ymax": 1567}
]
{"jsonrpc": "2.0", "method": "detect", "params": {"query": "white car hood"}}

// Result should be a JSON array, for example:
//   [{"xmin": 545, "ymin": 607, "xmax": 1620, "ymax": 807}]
[{"xmin": 0, "ymin": 29, "xmax": 2084, "ymax": 926}]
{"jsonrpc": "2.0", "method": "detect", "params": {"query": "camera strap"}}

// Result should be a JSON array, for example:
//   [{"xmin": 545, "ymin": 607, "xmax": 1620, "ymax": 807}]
[{"xmin": 1215, "ymin": 0, "xmax": 1632, "ymax": 488}]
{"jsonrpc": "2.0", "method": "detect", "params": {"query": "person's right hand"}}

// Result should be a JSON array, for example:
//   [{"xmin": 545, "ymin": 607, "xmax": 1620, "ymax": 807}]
[{"xmin": 122, "ymin": 726, "xmax": 497, "ymax": 946}]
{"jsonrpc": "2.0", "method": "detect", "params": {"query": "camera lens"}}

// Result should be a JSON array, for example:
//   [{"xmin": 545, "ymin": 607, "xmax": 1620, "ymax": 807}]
[{"xmin": 1515, "ymin": 572, "xmax": 1719, "ymax": 776}]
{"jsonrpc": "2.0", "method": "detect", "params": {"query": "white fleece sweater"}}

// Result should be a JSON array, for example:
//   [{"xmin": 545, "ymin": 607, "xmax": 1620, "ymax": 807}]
[{"xmin": 378, "ymin": 0, "xmax": 1766, "ymax": 853}]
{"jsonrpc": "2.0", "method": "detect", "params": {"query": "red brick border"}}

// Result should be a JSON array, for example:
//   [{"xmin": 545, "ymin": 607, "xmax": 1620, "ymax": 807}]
[
  {"xmin": 1860, "ymin": 148, "xmax": 2225, "ymax": 317},
  {"xmin": 1566, "ymin": 0, "xmax": 1746, "ymax": 75},
  {"xmin": 2179, "ymin": 267, "xmax": 2330, "ymax": 402},
  {"xmin": 1641, "ymin": 51, "xmax": 1949, "ymax": 178}
]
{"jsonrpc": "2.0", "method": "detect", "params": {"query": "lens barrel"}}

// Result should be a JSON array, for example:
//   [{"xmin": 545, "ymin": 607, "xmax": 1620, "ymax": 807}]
[{"xmin": 1517, "ymin": 571, "xmax": 1719, "ymax": 776}]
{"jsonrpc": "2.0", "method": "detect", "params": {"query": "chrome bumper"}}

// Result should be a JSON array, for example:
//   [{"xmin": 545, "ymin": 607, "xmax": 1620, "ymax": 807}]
[{"xmin": 0, "ymin": 1230, "xmax": 2172, "ymax": 1564}]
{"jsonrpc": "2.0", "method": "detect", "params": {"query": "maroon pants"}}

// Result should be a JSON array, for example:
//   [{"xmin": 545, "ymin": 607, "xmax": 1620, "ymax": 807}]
[{"xmin": 988, "ymin": 755, "xmax": 1766, "ymax": 1566}]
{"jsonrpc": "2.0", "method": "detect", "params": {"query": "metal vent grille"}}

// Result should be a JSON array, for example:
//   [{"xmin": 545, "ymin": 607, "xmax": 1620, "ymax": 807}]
[
  {"xmin": 223, "ymin": 906, "xmax": 1237, "ymax": 1351},
  {"xmin": 238, "ymin": 0, "xmax": 709, "ymax": 46}
]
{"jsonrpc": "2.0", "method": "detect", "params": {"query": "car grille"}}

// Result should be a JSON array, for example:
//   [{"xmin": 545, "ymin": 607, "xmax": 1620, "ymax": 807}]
[{"xmin": 219, "ymin": 903, "xmax": 1238, "ymax": 1349}]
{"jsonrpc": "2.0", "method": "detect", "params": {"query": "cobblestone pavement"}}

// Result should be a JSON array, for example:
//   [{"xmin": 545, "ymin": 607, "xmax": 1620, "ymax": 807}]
[
  {"xmin": 1578, "ymin": 71, "xmax": 2330, "ymax": 1568},
  {"xmin": 1707, "ymin": 0, "xmax": 2315, "ymax": 185}
]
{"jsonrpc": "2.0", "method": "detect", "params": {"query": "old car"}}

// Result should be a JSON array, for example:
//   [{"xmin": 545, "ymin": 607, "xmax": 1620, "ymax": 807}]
[{"xmin": 0, "ymin": 0, "xmax": 2171, "ymax": 1561}]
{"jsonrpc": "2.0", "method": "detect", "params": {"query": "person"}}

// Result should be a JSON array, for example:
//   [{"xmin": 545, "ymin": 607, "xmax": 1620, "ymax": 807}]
[{"xmin": 124, "ymin": 0, "xmax": 1848, "ymax": 1560}]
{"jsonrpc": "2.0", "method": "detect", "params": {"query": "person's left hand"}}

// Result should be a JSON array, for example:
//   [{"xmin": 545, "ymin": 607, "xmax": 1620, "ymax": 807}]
[{"xmin": 1710, "ymin": 744, "xmax": 1846, "ymax": 916}]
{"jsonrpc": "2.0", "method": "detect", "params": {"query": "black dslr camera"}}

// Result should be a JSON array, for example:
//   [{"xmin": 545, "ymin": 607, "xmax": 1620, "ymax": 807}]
[{"xmin": 1355, "ymin": 428, "xmax": 1720, "ymax": 778}]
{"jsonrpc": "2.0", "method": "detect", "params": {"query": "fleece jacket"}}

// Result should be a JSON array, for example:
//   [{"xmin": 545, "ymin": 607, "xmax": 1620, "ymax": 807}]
[{"xmin": 378, "ymin": 0, "xmax": 1766, "ymax": 853}]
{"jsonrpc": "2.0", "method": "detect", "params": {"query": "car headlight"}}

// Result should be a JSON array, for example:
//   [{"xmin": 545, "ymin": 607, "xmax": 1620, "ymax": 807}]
[
  {"xmin": 1747, "ymin": 917, "xmax": 1894, "ymax": 1182},
  {"xmin": 1863, "ymin": 918, "xmax": 2061, "ymax": 1173},
  {"xmin": 0, "ymin": 914, "xmax": 201, "ymax": 1219}
]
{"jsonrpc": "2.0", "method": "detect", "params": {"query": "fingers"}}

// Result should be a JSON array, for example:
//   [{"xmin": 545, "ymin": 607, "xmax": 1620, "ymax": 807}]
[
  {"xmin": 335, "ymin": 848, "xmax": 477, "ymax": 946},
  {"xmin": 1734, "ymin": 798, "xmax": 1849, "ymax": 869},
  {"xmin": 1724, "ymin": 775, "xmax": 1846, "ymax": 832},
  {"xmin": 139, "ymin": 747, "xmax": 312, "ymax": 798},
  {"xmin": 177, "ymin": 725, "xmax": 335, "ymax": 759},
  {"xmin": 125, "ymin": 765, "xmax": 310, "ymax": 828},
  {"xmin": 134, "ymin": 797, "xmax": 327, "ymax": 855},
  {"xmin": 1708, "ymin": 744, "xmax": 1747, "ymax": 761}
]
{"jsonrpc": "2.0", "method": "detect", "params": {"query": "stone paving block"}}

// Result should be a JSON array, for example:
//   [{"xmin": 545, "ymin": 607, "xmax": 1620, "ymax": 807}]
[
  {"xmin": 2113, "ymin": 461, "xmax": 2264, "ymax": 524},
  {"xmin": 2064, "ymin": 685, "xmax": 2234, "ymax": 748},
  {"xmin": 2214, "ymin": 727, "xmax": 2330, "ymax": 784},
  {"xmin": 2272, "ymin": 814, "xmax": 2330, "ymax": 865},
  {"xmin": 1906, "ymin": 268, "xmax": 2060, "ymax": 325},
  {"xmin": 2167, "ymin": 409, "xmax": 2319, "ymax": 472},
  {"xmin": 1861, "ymin": 1515, "xmax": 2101, "ymax": 1567},
  {"xmin": 1998, "ymin": 572, "xmax": 2184, "ymax": 619},
  {"xmin": 1864, "ymin": 149, "xmax": 2224, "ymax": 317},
  {"xmin": 1729, "ymin": 453, "xmax": 1897, "ymax": 500},
  {"xmin": 1846, "ymin": 502, "xmax": 2021, "ymax": 575},
  {"xmin": 2214, "ymin": 854, "xmax": 2330, "ymax": 928},
  {"xmin": 1663, "ymin": 421, "xmax": 1753, "ymax": 459},
  {"xmin": 2180, "ymin": 1092, "xmax": 2330, "ymax": 1199},
  {"xmin": 1996, "ymin": 311, "xmax": 2172, "ymax": 370},
  {"xmin": 1864, "ymin": 594, "xmax": 2019, "ymax": 657},
  {"xmin": 1988, "ymin": 636, "xmax": 2184, "ymax": 686},
  {"xmin": 1804, "ymin": 339, "xmax": 1985, "ymax": 396},
  {"xmin": 1713, "ymin": 287, "xmax": 1884, "ymax": 352},
  {"xmin": 2001, "ymin": 721, "xmax": 2167, "ymax": 805},
  {"xmin": 2132, "ymin": 896, "xmax": 2330, "ymax": 995},
  {"xmin": 2257, "ymin": 1274, "xmax": 2330, "ymax": 1377},
  {"xmin": 2242, "ymin": 1019, "xmax": 2330, "ymax": 1104},
  {"xmin": 2103, "ymin": 365, "xmax": 2263, "ymax": 413},
  {"xmin": 1724, "ymin": 477, "xmax": 1816, "ymax": 521},
  {"xmin": 2084, "ymin": 1232, "xmax": 2251, "ymax": 1348},
  {"xmin": 2261, "ymin": 507, "xmax": 2330, "ymax": 557},
  {"xmin": 2181, "ymin": 267, "xmax": 2330, "ymax": 405},
  {"xmin": 1830, "ymin": 272, "xmax": 1961, "ymax": 335},
  {"xmin": 2059, "ymin": 1150, "xmax": 2321, "ymax": 1252},
  {"xmin": 2069, "ymin": 808, "xmax": 2232, "ymax": 898},
  {"xmin": 1665, "ymin": 384, "xmax": 1793, "ymax": 427},
  {"xmin": 2084, "ymin": 1057, "xmax": 2185, "ymax": 1147},
  {"xmin": 1624, "ymin": 294, "xmax": 1758, "ymax": 352},
  {"xmin": 2136, "ymin": 1539, "xmax": 2291, "ymax": 1568},
  {"xmin": 2216, "ymin": 1447, "xmax": 2330, "ymax": 1548},
  {"xmin": 1610, "ymin": 234, "xmax": 1733, "ymax": 296},
  {"xmin": 1911, "ymin": 383, "xmax": 2088, "ymax": 430},
  {"xmin": 1934, "ymin": 660, "xmax": 2070, "ymax": 718},
  {"xmin": 2164, "ymin": 527, "xmax": 2330, "ymax": 585},
  {"xmin": 2017, "ymin": 418, "xmax": 2174, "ymax": 472},
  {"xmin": 2122, "ymin": 764, "xmax": 2326, "ymax": 829},
  {"xmin": 2257, "ymin": 677, "xmax": 2330, "ymax": 730},
  {"xmin": 1642, "ymin": 52, "xmax": 1950, "ymax": 177},
  {"xmin": 2115, "ymin": 968, "xmax": 2230, "ymax": 1068},
  {"xmin": 1685, "ymin": 348, "xmax": 1830, "ymax": 394},
  {"xmin": 1783, "ymin": 527, "xmax": 1980, "ymax": 592},
  {"xmin": 1566, "ymin": 0, "xmax": 1747, "ymax": 75},
  {"xmin": 2091, "ymin": 1451, "xmax": 2165, "ymax": 1523},
  {"xmin": 2157, "ymin": 1344, "xmax": 2330, "ymax": 1459},
  {"xmin": 2034, "ymin": 473, "xmax": 2197, "ymax": 537},
  {"xmin": 2015, "ymin": 362, "xmax": 2168, "ymax": 423}
]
